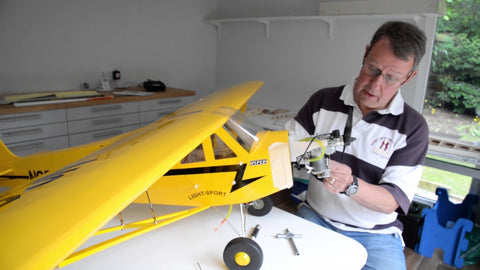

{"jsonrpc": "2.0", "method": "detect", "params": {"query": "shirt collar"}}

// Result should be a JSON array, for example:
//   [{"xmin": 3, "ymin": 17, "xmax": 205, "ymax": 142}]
[{"xmin": 340, "ymin": 79, "xmax": 405, "ymax": 116}]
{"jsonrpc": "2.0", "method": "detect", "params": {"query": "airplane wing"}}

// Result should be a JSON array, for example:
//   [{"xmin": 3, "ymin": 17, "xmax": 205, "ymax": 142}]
[{"xmin": 0, "ymin": 81, "xmax": 264, "ymax": 270}]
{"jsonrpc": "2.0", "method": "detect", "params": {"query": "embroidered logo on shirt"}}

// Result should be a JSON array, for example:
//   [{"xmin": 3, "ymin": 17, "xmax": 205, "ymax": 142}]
[{"xmin": 371, "ymin": 137, "xmax": 394, "ymax": 159}]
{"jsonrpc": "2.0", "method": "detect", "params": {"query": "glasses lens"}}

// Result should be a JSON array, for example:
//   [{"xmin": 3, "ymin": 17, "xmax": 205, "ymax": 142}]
[
  {"xmin": 384, "ymin": 75, "xmax": 399, "ymax": 86},
  {"xmin": 364, "ymin": 65, "xmax": 403, "ymax": 86},
  {"xmin": 366, "ymin": 66, "xmax": 380, "ymax": 77}
]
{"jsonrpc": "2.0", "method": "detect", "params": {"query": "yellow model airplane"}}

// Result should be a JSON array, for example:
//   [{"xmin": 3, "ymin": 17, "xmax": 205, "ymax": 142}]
[{"xmin": 0, "ymin": 81, "xmax": 293, "ymax": 270}]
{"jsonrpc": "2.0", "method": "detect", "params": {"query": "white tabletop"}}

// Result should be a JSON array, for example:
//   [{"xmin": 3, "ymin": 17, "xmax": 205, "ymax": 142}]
[{"xmin": 63, "ymin": 204, "xmax": 367, "ymax": 270}]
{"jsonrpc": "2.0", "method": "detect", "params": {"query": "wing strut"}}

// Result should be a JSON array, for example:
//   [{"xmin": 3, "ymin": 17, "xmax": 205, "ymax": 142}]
[
  {"xmin": 145, "ymin": 190, "xmax": 158, "ymax": 224},
  {"xmin": 118, "ymin": 212, "xmax": 125, "ymax": 227},
  {"xmin": 240, "ymin": 203, "xmax": 247, "ymax": 237},
  {"xmin": 58, "ymin": 205, "xmax": 210, "ymax": 268}
]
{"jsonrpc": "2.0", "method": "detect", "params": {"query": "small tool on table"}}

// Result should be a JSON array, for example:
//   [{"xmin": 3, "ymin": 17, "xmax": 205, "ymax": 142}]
[
  {"xmin": 250, "ymin": 224, "xmax": 261, "ymax": 240},
  {"xmin": 276, "ymin": 228, "xmax": 302, "ymax": 256}
]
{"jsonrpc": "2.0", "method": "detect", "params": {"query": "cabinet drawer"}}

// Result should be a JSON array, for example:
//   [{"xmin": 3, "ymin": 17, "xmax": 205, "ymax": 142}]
[
  {"xmin": 6, "ymin": 136, "xmax": 69, "ymax": 157},
  {"xmin": 140, "ymin": 96, "xmax": 194, "ymax": 112},
  {"xmin": 67, "ymin": 102, "xmax": 138, "ymax": 121},
  {"xmin": 69, "ymin": 124, "xmax": 139, "ymax": 146},
  {"xmin": 68, "ymin": 113, "xmax": 139, "ymax": 134},
  {"xmin": 0, "ymin": 109, "xmax": 66, "ymax": 129},
  {"xmin": 0, "ymin": 122, "xmax": 68, "ymax": 144},
  {"xmin": 140, "ymin": 109, "xmax": 174, "ymax": 125}
]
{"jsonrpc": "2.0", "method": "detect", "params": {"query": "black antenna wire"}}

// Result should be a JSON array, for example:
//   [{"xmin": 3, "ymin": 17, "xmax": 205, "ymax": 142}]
[{"xmin": 343, "ymin": 106, "xmax": 353, "ymax": 153}]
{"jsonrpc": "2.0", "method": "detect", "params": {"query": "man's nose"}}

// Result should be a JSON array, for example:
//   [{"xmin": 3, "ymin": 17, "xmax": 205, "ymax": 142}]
[{"xmin": 369, "ymin": 74, "xmax": 384, "ymax": 88}]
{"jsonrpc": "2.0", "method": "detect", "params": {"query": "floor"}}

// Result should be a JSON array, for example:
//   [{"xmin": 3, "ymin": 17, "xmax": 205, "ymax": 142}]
[
  {"xmin": 405, "ymin": 247, "xmax": 480, "ymax": 270},
  {"xmin": 271, "ymin": 190, "xmax": 480, "ymax": 270}
]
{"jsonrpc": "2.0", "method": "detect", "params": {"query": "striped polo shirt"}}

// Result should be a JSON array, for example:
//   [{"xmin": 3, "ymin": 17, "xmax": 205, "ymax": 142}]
[{"xmin": 285, "ymin": 82, "xmax": 429, "ymax": 232}]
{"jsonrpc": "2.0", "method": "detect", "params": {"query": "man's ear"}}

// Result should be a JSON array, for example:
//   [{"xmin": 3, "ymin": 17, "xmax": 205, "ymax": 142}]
[{"xmin": 401, "ymin": 70, "xmax": 418, "ymax": 86}]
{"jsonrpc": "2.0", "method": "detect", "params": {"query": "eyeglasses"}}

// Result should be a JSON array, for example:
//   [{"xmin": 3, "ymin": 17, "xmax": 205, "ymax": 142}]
[{"xmin": 362, "ymin": 64, "xmax": 411, "ymax": 87}]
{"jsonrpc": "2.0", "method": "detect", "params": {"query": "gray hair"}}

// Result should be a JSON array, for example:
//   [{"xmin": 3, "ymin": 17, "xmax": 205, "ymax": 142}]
[{"xmin": 368, "ymin": 21, "xmax": 426, "ymax": 70}]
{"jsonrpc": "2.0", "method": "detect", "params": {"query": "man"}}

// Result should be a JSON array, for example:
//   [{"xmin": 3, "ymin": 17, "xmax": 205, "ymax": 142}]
[{"xmin": 285, "ymin": 21, "xmax": 429, "ymax": 270}]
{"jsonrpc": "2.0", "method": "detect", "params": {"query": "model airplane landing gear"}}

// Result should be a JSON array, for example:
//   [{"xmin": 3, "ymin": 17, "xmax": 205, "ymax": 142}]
[
  {"xmin": 223, "ymin": 237, "xmax": 263, "ymax": 270},
  {"xmin": 224, "ymin": 201, "xmax": 267, "ymax": 270},
  {"xmin": 247, "ymin": 196, "xmax": 273, "ymax": 216}
]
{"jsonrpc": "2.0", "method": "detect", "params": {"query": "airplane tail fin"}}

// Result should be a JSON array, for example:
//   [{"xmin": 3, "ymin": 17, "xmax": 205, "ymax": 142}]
[{"xmin": 0, "ymin": 140, "xmax": 18, "ymax": 165}]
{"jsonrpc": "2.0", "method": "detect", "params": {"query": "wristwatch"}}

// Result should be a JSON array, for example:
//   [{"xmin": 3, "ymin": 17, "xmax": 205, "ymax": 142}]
[{"xmin": 341, "ymin": 175, "xmax": 359, "ymax": 196}]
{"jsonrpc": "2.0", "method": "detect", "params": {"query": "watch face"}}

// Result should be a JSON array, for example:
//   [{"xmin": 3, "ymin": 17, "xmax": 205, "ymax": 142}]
[
  {"xmin": 342, "ymin": 176, "xmax": 358, "ymax": 196},
  {"xmin": 345, "ymin": 185, "xmax": 358, "ymax": 196}
]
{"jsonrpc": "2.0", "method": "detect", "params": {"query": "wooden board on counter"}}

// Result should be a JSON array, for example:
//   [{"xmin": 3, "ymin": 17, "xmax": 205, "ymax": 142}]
[{"xmin": 0, "ymin": 87, "xmax": 195, "ymax": 114}]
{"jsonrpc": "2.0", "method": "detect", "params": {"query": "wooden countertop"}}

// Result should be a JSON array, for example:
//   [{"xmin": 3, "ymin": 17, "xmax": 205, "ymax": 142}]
[{"xmin": 0, "ymin": 87, "xmax": 196, "ymax": 115}]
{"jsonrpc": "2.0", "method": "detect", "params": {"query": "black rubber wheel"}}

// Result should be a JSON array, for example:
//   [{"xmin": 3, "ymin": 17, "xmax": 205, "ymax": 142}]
[
  {"xmin": 223, "ymin": 237, "xmax": 263, "ymax": 270},
  {"xmin": 247, "ymin": 196, "xmax": 273, "ymax": 216}
]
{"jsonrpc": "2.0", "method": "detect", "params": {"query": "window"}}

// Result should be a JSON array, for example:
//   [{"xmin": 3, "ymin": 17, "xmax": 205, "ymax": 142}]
[
  {"xmin": 181, "ymin": 143, "xmax": 205, "ymax": 164},
  {"xmin": 223, "ymin": 111, "xmax": 263, "ymax": 152},
  {"xmin": 419, "ymin": 156, "xmax": 476, "ymax": 203},
  {"xmin": 419, "ymin": 0, "xmax": 480, "ymax": 203},
  {"xmin": 211, "ymin": 134, "xmax": 236, "ymax": 159}
]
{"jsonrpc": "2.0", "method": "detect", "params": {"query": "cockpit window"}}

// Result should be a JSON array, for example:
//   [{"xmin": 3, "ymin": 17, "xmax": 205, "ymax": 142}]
[
  {"xmin": 223, "ymin": 111, "xmax": 264, "ymax": 151},
  {"xmin": 180, "ymin": 111, "xmax": 264, "ymax": 164},
  {"xmin": 181, "ymin": 143, "xmax": 205, "ymax": 164},
  {"xmin": 211, "ymin": 134, "xmax": 236, "ymax": 159}
]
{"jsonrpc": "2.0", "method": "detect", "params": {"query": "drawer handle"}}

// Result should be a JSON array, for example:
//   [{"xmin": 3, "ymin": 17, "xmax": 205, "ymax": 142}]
[
  {"xmin": 157, "ymin": 99, "xmax": 181, "ymax": 105},
  {"xmin": 0, "ymin": 114, "xmax": 42, "ymax": 122},
  {"xmin": 92, "ymin": 130, "xmax": 124, "ymax": 139},
  {"xmin": 92, "ymin": 117, "xmax": 123, "ymax": 126},
  {"xmin": 9, "ymin": 142, "xmax": 45, "ymax": 151},
  {"xmin": 91, "ymin": 105, "xmax": 123, "ymax": 113},
  {"xmin": 2, "ymin": 128, "xmax": 43, "ymax": 137}
]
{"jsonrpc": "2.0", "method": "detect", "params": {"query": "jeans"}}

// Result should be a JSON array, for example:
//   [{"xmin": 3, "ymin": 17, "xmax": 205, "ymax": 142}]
[{"xmin": 297, "ymin": 204, "xmax": 406, "ymax": 270}]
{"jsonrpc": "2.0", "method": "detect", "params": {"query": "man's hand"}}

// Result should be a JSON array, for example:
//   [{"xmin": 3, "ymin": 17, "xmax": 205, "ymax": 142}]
[
  {"xmin": 323, "ymin": 160, "xmax": 399, "ymax": 213},
  {"xmin": 323, "ymin": 160, "xmax": 353, "ymax": 194}
]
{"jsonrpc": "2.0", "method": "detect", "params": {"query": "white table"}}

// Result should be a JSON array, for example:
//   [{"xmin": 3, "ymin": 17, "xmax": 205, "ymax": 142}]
[{"xmin": 63, "ymin": 204, "xmax": 367, "ymax": 270}]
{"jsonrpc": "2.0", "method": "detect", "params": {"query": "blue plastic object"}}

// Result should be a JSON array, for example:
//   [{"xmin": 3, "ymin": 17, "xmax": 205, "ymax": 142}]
[
  {"xmin": 415, "ymin": 187, "xmax": 479, "ymax": 268},
  {"xmin": 291, "ymin": 177, "xmax": 308, "ymax": 203}
]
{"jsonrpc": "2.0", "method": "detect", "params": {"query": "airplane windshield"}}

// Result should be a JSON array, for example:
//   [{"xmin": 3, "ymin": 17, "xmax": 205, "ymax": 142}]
[{"xmin": 224, "ymin": 111, "xmax": 264, "ymax": 151}]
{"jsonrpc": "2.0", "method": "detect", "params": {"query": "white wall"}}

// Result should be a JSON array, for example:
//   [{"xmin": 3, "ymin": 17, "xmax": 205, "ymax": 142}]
[
  {"xmin": 0, "ymin": 0, "xmax": 440, "ymax": 112},
  {"xmin": 0, "ymin": 0, "xmax": 218, "ymax": 95},
  {"xmin": 216, "ymin": 0, "xmax": 320, "ymax": 18},
  {"xmin": 318, "ymin": 0, "xmax": 444, "ymax": 15},
  {"xmin": 216, "ymin": 0, "xmax": 443, "ymax": 18}
]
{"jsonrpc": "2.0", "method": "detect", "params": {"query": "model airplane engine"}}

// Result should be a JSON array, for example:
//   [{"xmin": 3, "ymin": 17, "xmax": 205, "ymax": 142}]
[{"xmin": 293, "ymin": 130, "xmax": 354, "ymax": 179}]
